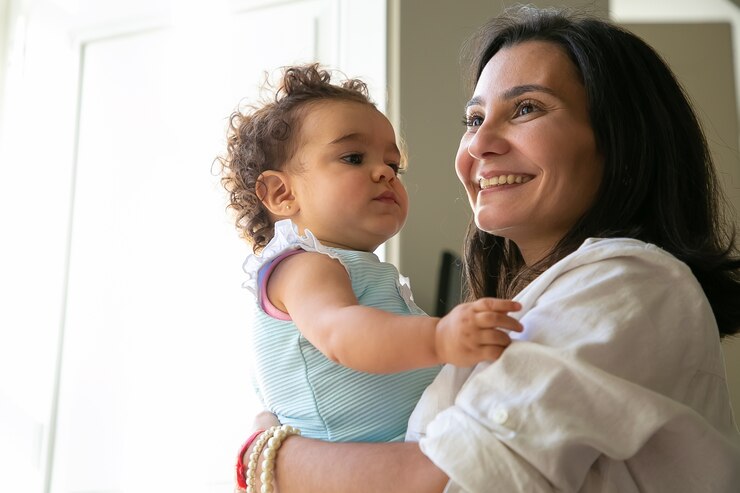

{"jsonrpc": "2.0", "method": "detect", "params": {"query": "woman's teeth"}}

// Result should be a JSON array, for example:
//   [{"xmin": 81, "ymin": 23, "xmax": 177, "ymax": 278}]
[{"xmin": 479, "ymin": 174, "xmax": 531, "ymax": 189}]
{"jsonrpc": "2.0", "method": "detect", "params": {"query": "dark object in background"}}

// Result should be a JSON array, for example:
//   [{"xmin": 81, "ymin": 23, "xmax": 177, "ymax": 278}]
[{"xmin": 436, "ymin": 250, "xmax": 463, "ymax": 317}]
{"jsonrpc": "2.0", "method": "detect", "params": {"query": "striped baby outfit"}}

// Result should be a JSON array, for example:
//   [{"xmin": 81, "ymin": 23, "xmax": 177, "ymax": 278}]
[{"xmin": 242, "ymin": 220, "xmax": 441, "ymax": 442}]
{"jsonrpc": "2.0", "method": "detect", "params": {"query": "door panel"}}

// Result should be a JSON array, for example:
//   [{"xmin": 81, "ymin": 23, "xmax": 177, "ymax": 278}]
[{"xmin": 51, "ymin": 2, "xmax": 361, "ymax": 492}]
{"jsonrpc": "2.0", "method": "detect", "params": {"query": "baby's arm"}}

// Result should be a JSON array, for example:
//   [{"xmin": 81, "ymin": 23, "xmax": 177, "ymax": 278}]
[{"xmin": 268, "ymin": 252, "xmax": 522, "ymax": 373}]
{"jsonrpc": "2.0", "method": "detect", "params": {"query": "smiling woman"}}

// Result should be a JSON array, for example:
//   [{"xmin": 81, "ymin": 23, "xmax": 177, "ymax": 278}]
[{"xmin": 457, "ymin": 41, "xmax": 603, "ymax": 264}]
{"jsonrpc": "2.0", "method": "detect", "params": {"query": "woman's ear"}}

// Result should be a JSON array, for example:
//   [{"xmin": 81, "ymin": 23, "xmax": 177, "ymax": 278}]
[{"xmin": 257, "ymin": 170, "xmax": 297, "ymax": 216}]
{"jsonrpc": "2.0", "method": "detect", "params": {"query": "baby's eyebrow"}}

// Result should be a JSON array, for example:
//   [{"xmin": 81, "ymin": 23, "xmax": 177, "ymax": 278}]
[
  {"xmin": 329, "ymin": 133, "xmax": 399, "ymax": 155},
  {"xmin": 329, "ymin": 132, "xmax": 364, "ymax": 145}
]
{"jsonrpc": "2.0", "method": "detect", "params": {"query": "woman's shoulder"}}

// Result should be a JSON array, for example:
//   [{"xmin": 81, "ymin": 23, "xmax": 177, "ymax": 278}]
[
  {"xmin": 576, "ymin": 236, "xmax": 683, "ymax": 263},
  {"xmin": 552, "ymin": 237, "xmax": 695, "ymax": 283},
  {"xmin": 517, "ymin": 236, "xmax": 713, "ymax": 343},
  {"xmin": 516, "ymin": 237, "xmax": 721, "ymax": 389}
]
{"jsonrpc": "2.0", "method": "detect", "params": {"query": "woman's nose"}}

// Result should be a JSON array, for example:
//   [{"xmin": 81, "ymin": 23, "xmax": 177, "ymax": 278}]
[{"xmin": 466, "ymin": 124, "xmax": 510, "ymax": 160}]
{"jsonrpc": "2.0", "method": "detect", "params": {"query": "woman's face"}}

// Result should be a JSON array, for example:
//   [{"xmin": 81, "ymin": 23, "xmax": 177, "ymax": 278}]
[{"xmin": 456, "ymin": 40, "xmax": 603, "ymax": 264}]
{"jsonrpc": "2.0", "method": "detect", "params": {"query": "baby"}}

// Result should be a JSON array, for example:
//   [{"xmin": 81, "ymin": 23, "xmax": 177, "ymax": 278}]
[{"xmin": 218, "ymin": 63, "xmax": 522, "ymax": 442}]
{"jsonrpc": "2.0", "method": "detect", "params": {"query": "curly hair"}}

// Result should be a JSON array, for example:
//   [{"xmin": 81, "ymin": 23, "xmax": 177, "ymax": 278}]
[{"xmin": 216, "ymin": 63, "xmax": 374, "ymax": 252}]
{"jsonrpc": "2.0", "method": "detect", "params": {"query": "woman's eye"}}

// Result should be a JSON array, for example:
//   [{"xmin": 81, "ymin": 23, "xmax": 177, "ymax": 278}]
[
  {"xmin": 462, "ymin": 114, "xmax": 484, "ymax": 128},
  {"xmin": 514, "ymin": 100, "xmax": 540, "ymax": 117},
  {"xmin": 342, "ymin": 153, "xmax": 363, "ymax": 165}
]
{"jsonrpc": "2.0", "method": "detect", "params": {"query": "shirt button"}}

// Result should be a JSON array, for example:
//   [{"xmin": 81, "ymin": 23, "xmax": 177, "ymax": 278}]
[{"xmin": 493, "ymin": 408, "xmax": 509, "ymax": 425}]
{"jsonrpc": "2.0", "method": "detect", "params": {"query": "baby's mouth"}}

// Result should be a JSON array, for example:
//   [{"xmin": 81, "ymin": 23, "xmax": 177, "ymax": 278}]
[
  {"xmin": 479, "ymin": 174, "xmax": 533, "ymax": 190},
  {"xmin": 374, "ymin": 191, "xmax": 398, "ymax": 204}
]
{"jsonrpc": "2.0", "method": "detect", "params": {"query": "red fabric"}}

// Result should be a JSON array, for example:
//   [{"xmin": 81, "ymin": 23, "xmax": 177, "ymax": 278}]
[{"xmin": 235, "ymin": 430, "xmax": 265, "ymax": 490}]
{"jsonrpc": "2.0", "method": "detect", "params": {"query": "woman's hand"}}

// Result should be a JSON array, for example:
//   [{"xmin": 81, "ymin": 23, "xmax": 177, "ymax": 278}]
[{"xmin": 435, "ymin": 298, "xmax": 522, "ymax": 367}]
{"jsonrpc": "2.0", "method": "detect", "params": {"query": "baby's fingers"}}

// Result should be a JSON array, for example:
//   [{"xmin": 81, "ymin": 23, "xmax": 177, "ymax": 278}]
[
  {"xmin": 474, "ymin": 311, "xmax": 523, "ymax": 332},
  {"xmin": 472, "ymin": 298, "xmax": 521, "ymax": 314},
  {"xmin": 478, "ymin": 344, "xmax": 506, "ymax": 362},
  {"xmin": 477, "ymin": 327, "xmax": 513, "ymax": 347}
]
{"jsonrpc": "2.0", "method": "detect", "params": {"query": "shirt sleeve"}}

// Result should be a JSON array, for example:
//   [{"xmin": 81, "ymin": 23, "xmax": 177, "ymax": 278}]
[{"xmin": 418, "ymin": 245, "xmax": 734, "ymax": 492}]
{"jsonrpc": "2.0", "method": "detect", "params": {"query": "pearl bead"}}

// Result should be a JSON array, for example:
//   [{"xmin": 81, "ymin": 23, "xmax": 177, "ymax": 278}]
[{"xmin": 246, "ymin": 425, "xmax": 301, "ymax": 493}]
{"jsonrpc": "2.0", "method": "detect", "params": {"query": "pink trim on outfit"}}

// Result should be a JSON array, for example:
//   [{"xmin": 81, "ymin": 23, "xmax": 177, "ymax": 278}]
[{"xmin": 259, "ymin": 249, "xmax": 305, "ymax": 321}]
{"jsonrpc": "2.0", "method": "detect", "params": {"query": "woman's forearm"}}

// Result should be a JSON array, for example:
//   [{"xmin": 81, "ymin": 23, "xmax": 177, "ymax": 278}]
[{"xmin": 254, "ymin": 436, "xmax": 449, "ymax": 493}]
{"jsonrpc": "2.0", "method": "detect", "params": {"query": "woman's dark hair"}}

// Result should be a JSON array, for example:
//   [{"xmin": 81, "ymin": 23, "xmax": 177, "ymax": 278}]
[
  {"xmin": 461, "ymin": 6, "xmax": 740, "ymax": 336},
  {"xmin": 216, "ymin": 63, "xmax": 374, "ymax": 252}
]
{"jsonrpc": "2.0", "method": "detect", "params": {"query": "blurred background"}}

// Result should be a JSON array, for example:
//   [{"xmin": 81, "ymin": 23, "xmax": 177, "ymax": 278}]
[{"xmin": 0, "ymin": 1, "xmax": 738, "ymax": 492}]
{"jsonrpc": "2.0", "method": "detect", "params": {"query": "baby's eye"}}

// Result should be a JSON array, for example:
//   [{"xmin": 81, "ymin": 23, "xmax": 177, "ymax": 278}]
[
  {"xmin": 514, "ymin": 100, "xmax": 541, "ymax": 118},
  {"xmin": 342, "ymin": 153, "xmax": 364, "ymax": 165},
  {"xmin": 462, "ymin": 114, "xmax": 484, "ymax": 128},
  {"xmin": 387, "ymin": 162, "xmax": 401, "ymax": 175}
]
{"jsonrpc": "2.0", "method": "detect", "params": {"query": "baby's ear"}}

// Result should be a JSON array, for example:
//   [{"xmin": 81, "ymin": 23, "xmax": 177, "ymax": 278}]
[{"xmin": 257, "ymin": 170, "xmax": 297, "ymax": 216}]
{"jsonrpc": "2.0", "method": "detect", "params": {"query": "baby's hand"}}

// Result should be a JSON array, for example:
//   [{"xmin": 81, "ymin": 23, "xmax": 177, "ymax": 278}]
[{"xmin": 434, "ymin": 298, "xmax": 522, "ymax": 367}]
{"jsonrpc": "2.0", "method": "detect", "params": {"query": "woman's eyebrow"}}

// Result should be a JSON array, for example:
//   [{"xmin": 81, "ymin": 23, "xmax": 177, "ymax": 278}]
[
  {"xmin": 466, "ymin": 84, "xmax": 557, "ymax": 109},
  {"xmin": 465, "ymin": 96, "xmax": 484, "ymax": 109},
  {"xmin": 501, "ymin": 84, "xmax": 556, "ymax": 100}
]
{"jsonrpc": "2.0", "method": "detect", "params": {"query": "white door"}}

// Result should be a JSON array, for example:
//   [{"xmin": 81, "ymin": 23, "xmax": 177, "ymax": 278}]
[{"xmin": 0, "ymin": 1, "xmax": 386, "ymax": 492}]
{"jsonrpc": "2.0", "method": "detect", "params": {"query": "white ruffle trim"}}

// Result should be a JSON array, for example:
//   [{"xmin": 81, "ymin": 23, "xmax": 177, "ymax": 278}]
[
  {"xmin": 242, "ymin": 219, "xmax": 421, "ymax": 314},
  {"xmin": 397, "ymin": 274, "xmax": 417, "ymax": 310},
  {"xmin": 242, "ymin": 219, "xmax": 345, "ymax": 297}
]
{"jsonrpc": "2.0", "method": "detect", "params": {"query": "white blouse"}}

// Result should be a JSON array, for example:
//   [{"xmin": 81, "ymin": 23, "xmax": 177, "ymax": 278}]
[{"xmin": 407, "ymin": 238, "xmax": 740, "ymax": 492}]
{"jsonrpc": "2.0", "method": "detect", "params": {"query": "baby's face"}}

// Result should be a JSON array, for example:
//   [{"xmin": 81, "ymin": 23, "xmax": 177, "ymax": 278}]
[{"xmin": 285, "ymin": 100, "xmax": 408, "ymax": 252}]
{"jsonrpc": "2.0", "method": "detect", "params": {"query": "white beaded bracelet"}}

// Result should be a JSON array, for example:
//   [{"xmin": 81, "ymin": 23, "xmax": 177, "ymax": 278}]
[
  {"xmin": 258, "ymin": 424, "xmax": 301, "ymax": 493},
  {"xmin": 245, "ymin": 427, "xmax": 278, "ymax": 493}
]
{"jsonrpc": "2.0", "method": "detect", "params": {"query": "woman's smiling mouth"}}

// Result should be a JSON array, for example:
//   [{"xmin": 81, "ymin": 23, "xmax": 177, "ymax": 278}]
[{"xmin": 479, "ymin": 174, "xmax": 533, "ymax": 190}]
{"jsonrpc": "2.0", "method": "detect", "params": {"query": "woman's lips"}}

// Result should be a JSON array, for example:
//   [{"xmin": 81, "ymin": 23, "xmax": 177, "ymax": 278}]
[{"xmin": 479, "ymin": 173, "xmax": 533, "ymax": 190}]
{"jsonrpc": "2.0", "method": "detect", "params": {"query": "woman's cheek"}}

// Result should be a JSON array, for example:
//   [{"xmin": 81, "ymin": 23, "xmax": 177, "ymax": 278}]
[{"xmin": 455, "ymin": 143, "xmax": 472, "ymax": 185}]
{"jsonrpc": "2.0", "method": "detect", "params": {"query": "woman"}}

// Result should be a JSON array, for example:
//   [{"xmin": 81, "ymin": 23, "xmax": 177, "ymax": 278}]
[{"xmin": 239, "ymin": 6, "xmax": 740, "ymax": 492}]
